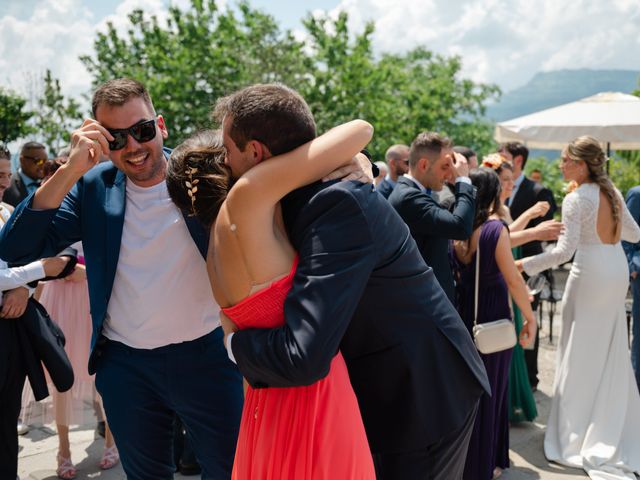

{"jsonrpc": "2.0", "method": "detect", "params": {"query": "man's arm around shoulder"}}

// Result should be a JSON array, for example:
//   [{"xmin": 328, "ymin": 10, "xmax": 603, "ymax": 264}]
[{"xmin": 231, "ymin": 185, "xmax": 377, "ymax": 388}]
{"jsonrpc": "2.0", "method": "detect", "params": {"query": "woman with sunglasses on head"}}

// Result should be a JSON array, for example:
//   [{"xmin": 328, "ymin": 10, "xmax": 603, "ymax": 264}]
[
  {"xmin": 517, "ymin": 137, "xmax": 640, "ymax": 479},
  {"xmin": 166, "ymin": 120, "xmax": 376, "ymax": 479}
]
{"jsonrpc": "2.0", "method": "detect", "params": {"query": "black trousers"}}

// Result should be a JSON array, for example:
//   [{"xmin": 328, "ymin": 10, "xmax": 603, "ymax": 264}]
[
  {"xmin": 0, "ymin": 320, "xmax": 26, "ymax": 480},
  {"xmin": 373, "ymin": 400, "xmax": 479, "ymax": 480}
]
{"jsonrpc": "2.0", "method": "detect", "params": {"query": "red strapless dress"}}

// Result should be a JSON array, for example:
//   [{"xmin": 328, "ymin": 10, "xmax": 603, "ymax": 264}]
[{"xmin": 222, "ymin": 257, "xmax": 375, "ymax": 479}]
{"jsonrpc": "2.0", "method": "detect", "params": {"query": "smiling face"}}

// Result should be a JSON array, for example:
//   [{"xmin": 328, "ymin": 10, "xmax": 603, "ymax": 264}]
[{"xmin": 95, "ymin": 97, "xmax": 168, "ymax": 187}]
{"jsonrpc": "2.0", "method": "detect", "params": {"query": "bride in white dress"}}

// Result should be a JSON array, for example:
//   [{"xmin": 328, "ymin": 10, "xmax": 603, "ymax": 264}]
[{"xmin": 518, "ymin": 136, "xmax": 640, "ymax": 480}]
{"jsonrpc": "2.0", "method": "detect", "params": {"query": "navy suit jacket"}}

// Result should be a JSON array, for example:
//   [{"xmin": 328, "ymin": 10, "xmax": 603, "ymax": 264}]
[
  {"xmin": 0, "ymin": 154, "xmax": 209, "ymax": 374},
  {"xmin": 623, "ymin": 186, "xmax": 640, "ymax": 276},
  {"xmin": 388, "ymin": 177, "xmax": 475, "ymax": 303},
  {"xmin": 230, "ymin": 180, "xmax": 489, "ymax": 454},
  {"xmin": 509, "ymin": 177, "xmax": 557, "ymax": 257},
  {"xmin": 376, "ymin": 178, "xmax": 394, "ymax": 199}
]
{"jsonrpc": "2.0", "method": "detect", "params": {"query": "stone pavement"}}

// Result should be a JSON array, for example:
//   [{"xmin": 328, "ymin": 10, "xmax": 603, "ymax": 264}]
[{"xmin": 18, "ymin": 302, "xmax": 589, "ymax": 479}]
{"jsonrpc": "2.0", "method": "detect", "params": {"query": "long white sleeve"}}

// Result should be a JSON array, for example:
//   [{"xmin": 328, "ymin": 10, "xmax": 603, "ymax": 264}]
[
  {"xmin": 523, "ymin": 192, "xmax": 581, "ymax": 276},
  {"xmin": 0, "ymin": 260, "xmax": 45, "ymax": 292}
]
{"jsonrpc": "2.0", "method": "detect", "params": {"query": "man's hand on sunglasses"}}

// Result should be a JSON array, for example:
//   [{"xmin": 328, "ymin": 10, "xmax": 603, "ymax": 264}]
[{"xmin": 66, "ymin": 119, "xmax": 114, "ymax": 176}]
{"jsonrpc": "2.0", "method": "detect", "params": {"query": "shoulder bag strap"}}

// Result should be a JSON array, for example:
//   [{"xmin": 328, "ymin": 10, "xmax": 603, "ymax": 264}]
[{"xmin": 474, "ymin": 227, "xmax": 481, "ymax": 328}]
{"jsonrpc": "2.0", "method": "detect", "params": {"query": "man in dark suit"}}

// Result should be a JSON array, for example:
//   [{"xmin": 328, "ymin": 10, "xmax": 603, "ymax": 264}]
[
  {"xmin": 376, "ymin": 144, "xmax": 409, "ymax": 199},
  {"xmin": 2, "ymin": 142, "xmax": 47, "ymax": 207},
  {"xmin": 499, "ymin": 142, "xmax": 557, "ymax": 390},
  {"xmin": 388, "ymin": 132, "xmax": 475, "ymax": 303},
  {"xmin": 217, "ymin": 84, "xmax": 490, "ymax": 480}
]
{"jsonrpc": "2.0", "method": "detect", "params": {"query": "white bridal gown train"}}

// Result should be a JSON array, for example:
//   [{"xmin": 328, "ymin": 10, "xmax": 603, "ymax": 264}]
[{"xmin": 523, "ymin": 183, "xmax": 640, "ymax": 480}]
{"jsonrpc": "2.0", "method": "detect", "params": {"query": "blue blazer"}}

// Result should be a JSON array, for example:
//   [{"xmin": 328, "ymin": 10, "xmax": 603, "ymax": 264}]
[
  {"xmin": 623, "ymin": 186, "xmax": 640, "ymax": 276},
  {"xmin": 0, "ymin": 156, "xmax": 209, "ymax": 374}
]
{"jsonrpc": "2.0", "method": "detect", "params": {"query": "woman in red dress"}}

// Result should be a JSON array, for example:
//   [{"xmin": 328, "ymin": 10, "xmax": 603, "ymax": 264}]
[{"xmin": 167, "ymin": 119, "xmax": 375, "ymax": 479}]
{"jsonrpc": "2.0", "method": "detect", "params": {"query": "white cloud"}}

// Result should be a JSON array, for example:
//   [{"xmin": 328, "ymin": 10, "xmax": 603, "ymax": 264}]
[
  {"xmin": 332, "ymin": 0, "xmax": 640, "ymax": 90},
  {"xmin": 0, "ymin": 0, "xmax": 638, "ymax": 113}
]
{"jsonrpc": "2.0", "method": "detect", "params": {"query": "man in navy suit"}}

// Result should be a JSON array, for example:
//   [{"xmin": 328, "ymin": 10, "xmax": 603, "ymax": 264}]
[
  {"xmin": 0, "ymin": 79, "xmax": 243, "ymax": 479},
  {"xmin": 376, "ymin": 144, "xmax": 409, "ymax": 199},
  {"xmin": 216, "ymin": 84, "xmax": 489, "ymax": 480},
  {"xmin": 388, "ymin": 132, "xmax": 475, "ymax": 303},
  {"xmin": 623, "ymin": 185, "xmax": 640, "ymax": 390}
]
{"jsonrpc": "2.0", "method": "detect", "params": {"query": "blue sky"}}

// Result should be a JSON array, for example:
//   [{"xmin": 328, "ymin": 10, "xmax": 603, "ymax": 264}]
[{"xmin": 0, "ymin": 0, "xmax": 639, "ymax": 102}]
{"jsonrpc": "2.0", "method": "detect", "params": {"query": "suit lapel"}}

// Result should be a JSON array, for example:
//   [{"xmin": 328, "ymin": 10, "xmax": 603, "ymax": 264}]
[{"xmin": 104, "ymin": 169, "xmax": 126, "ymax": 299}]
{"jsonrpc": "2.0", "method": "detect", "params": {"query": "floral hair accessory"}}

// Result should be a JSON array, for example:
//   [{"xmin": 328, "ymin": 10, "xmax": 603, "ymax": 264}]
[
  {"xmin": 185, "ymin": 167, "xmax": 199, "ymax": 214},
  {"xmin": 482, "ymin": 153, "xmax": 510, "ymax": 170}
]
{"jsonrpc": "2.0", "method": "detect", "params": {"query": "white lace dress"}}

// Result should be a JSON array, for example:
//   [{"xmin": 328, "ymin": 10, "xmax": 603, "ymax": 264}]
[{"xmin": 523, "ymin": 183, "xmax": 640, "ymax": 480}]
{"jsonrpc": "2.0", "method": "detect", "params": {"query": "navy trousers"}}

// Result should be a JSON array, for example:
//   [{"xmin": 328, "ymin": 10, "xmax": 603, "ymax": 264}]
[
  {"xmin": 631, "ymin": 277, "xmax": 640, "ymax": 391},
  {"xmin": 94, "ymin": 327, "xmax": 243, "ymax": 480}
]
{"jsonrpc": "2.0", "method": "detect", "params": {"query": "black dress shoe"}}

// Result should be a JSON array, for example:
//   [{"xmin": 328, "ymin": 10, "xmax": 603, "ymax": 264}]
[{"xmin": 179, "ymin": 461, "xmax": 202, "ymax": 476}]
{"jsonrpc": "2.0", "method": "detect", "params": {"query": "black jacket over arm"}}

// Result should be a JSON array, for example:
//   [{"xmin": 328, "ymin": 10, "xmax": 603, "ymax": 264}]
[
  {"xmin": 509, "ymin": 177, "xmax": 557, "ymax": 258},
  {"xmin": 388, "ymin": 177, "xmax": 475, "ymax": 302},
  {"xmin": 230, "ymin": 180, "xmax": 489, "ymax": 454}
]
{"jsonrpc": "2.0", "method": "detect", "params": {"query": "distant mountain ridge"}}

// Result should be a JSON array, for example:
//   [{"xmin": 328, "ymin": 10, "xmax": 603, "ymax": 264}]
[{"xmin": 486, "ymin": 69, "xmax": 640, "ymax": 122}]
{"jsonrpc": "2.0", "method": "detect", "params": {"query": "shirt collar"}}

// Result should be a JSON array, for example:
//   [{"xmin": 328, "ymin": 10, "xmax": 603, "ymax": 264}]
[
  {"xmin": 404, "ymin": 173, "xmax": 429, "ymax": 194},
  {"xmin": 513, "ymin": 173, "xmax": 525, "ymax": 190},
  {"xmin": 18, "ymin": 169, "xmax": 39, "ymax": 187},
  {"xmin": 384, "ymin": 174, "xmax": 397, "ymax": 188}
]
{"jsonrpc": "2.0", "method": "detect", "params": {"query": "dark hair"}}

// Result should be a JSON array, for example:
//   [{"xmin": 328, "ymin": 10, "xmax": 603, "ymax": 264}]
[
  {"xmin": 530, "ymin": 168, "xmax": 541, "ymax": 174},
  {"xmin": 43, "ymin": 158, "xmax": 66, "ymax": 178},
  {"xmin": 408, "ymin": 131, "xmax": 452, "ymax": 168},
  {"xmin": 499, "ymin": 142, "xmax": 529, "ymax": 168},
  {"xmin": 469, "ymin": 167, "xmax": 502, "ymax": 232},
  {"xmin": 453, "ymin": 146, "xmax": 476, "ymax": 161},
  {"xmin": 166, "ymin": 130, "xmax": 231, "ymax": 227},
  {"xmin": 21, "ymin": 141, "xmax": 45, "ymax": 154},
  {"xmin": 92, "ymin": 78, "xmax": 155, "ymax": 118},
  {"xmin": 213, "ymin": 83, "xmax": 316, "ymax": 156},
  {"xmin": 0, "ymin": 143, "xmax": 10, "ymax": 160}
]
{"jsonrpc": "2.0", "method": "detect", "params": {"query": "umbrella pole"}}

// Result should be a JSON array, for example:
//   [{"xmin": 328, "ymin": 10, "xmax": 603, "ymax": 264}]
[{"xmin": 606, "ymin": 142, "xmax": 611, "ymax": 174}]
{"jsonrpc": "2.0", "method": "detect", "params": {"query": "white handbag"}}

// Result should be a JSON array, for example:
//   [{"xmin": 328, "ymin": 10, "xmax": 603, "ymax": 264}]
[{"xmin": 472, "ymin": 229, "xmax": 517, "ymax": 355}]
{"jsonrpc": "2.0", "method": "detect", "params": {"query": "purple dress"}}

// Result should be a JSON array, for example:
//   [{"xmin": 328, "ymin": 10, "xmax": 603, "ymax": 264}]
[{"xmin": 452, "ymin": 219, "xmax": 513, "ymax": 480}]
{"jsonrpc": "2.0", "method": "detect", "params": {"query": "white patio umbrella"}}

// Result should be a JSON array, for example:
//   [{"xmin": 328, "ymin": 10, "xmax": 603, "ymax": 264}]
[{"xmin": 494, "ymin": 92, "xmax": 640, "ymax": 152}]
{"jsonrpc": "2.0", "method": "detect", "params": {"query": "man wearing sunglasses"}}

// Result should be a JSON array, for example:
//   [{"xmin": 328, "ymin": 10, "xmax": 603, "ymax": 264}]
[
  {"xmin": 0, "ymin": 79, "xmax": 244, "ymax": 479},
  {"xmin": 2, "ymin": 142, "xmax": 47, "ymax": 207}
]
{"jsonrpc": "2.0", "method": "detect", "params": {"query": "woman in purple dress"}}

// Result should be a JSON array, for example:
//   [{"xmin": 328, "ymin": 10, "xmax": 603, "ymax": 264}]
[{"xmin": 452, "ymin": 167, "xmax": 536, "ymax": 480}]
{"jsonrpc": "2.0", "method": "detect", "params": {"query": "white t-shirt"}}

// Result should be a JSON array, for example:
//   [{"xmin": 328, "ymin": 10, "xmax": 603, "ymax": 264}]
[{"xmin": 103, "ymin": 180, "xmax": 219, "ymax": 349}]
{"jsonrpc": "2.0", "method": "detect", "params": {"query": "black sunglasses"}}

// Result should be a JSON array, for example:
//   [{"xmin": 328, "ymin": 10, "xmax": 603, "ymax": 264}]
[{"xmin": 107, "ymin": 119, "xmax": 157, "ymax": 150}]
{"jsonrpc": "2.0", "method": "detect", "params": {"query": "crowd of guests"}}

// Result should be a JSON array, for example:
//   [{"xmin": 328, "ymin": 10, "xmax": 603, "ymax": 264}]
[{"xmin": 0, "ymin": 78, "xmax": 639, "ymax": 480}]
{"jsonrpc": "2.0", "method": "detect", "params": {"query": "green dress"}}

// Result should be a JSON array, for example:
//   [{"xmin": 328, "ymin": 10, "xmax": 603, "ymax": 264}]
[{"xmin": 508, "ymin": 246, "xmax": 538, "ymax": 422}]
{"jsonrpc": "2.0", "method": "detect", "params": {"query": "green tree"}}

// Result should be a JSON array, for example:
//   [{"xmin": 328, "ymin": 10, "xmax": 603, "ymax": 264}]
[
  {"xmin": 32, "ymin": 70, "xmax": 83, "ymax": 154},
  {"xmin": 81, "ymin": 0, "xmax": 306, "ymax": 146},
  {"xmin": 297, "ymin": 13, "xmax": 500, "ymax": 160},
  {"xmin": 0, "ymin": 87, "xmax": 33, "ymax": 143},
  {"xmin": 80, "ymin": 1, "xmax": 499, "ymax": 155}
]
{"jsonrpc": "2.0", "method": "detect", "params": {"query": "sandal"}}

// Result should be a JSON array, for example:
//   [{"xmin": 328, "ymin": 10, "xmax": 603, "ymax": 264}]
[
  {"xmin": 56, "ymin": 453, "xmax": 77, "ymax": 479},
  {"xmin": 99, "ymin": 445, "xmax": 120, "ymax": 470}
]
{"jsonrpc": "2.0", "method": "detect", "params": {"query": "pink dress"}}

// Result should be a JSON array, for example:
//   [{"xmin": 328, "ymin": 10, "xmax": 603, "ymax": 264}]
[{"xmin": 223, "ymin": 257, "xmax": 375, "ymax": 480}]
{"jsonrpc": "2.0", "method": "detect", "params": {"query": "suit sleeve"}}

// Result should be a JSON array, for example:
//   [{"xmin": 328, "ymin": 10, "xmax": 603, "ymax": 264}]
[
  {"xmin": 0, "ymin": 183, "xmax": 83, "ymax": 264},
  {"xmin": 231, "ymin": 188, "xmax": 377, "ymax": 387},
  {"xmin": 621, "ymin": 189, "xmax": 640, "ymax": 274},
  {"xmin": 534, "ymin": 186, "xmax": 557, "ymax": 224},
  {"xmin": 404, "ymin": 181, "xmax": 475, "ymax": 239}
]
